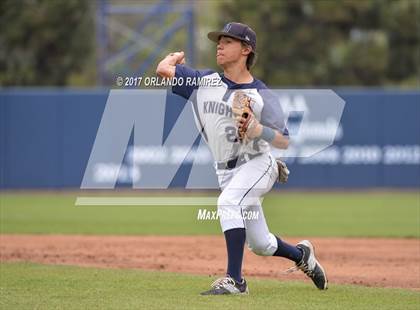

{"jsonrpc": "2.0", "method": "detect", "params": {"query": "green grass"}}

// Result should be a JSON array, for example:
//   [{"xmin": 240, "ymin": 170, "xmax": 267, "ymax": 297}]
[
  {"xmin": 1, "ymin": 263, "xmax": 418, "ymax": 310},
  {"xmin": 0, "ymin": 192, "xmax": 419, "ymax": 237}
]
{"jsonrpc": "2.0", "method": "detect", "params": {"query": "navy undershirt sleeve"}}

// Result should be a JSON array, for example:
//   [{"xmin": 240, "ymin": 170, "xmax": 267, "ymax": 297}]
[{"xmin": 172, "ymin": 65, "xmax": 215, "ymax": 100}]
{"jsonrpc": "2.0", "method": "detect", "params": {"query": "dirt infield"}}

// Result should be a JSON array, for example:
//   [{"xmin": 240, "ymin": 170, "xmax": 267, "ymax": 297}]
[{"xmin": 1, "ymin": 235, "xmax": 419, "ymax": 290}]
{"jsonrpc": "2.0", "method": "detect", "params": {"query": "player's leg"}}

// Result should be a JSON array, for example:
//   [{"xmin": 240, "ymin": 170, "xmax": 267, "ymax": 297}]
[
  {"xmin": 215, "ymin": 169, "xmax": 246, "ymax": 286},
  {"xmin": 202, "ymin": 153, "xmax": 278, "ymax": 295},
  {"xmin": 220, "ymin": 153, "xmax": 297, "ymax": 258},
  {"xmin": 243, "ymin": 201, "xmax": 328, "ymax": 289},
  {"xmin": 242, "ymin": 201, "xmax": 302, "ymax": 261},
  {"xmin": 235, "ymin": 155, "xmax": 328, "ymax": 290},
  {"xmin": 200, "ymin": 168, "xmax": 248, "ymax": 295},
  {"xmin": 214, "ymin": 153, "xmax": 279, "ymax": 283}
]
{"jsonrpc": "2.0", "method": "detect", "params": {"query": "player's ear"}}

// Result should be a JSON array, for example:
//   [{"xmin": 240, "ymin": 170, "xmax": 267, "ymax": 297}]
[{"xmin": 241, "ymin": 43, "xmax": 252, "ymax": 56}]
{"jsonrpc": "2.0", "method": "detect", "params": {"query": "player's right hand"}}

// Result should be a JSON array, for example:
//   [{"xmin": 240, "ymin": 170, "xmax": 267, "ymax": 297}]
[
  {"xmin": 156, "ymin": 51, "xmax": 185, "ymax": 78},
  {"xmin": 168, "ymin": 51, "xmax": 185, "ymax": 65},
  {"xmin": 177, "ymin": 52, "xmax": 186, "ymax": 64}
]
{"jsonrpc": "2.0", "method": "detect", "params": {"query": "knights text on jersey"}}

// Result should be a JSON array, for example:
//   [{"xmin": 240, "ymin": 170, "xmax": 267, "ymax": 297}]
[{"xmin": 172, "ymin": 64, "xmax": 289, "ymax": 162}]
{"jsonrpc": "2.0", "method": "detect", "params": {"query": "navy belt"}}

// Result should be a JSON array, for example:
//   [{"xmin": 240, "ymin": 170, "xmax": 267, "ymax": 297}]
[{"xmin": 216, "ymin": 153, "xmax": 262, "ymax": 170}]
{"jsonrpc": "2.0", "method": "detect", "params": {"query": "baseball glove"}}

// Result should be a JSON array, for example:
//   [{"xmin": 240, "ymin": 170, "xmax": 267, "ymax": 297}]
[
  {"xmin": 276, "ymin": 159, "xmax": 290, "ymax": 184},
  {"xmin": 232, "ymin": 91, "xmax": 256, "ymax": 143}
]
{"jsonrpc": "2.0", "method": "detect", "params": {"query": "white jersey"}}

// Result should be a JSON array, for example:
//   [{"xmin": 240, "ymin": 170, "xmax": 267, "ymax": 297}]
[{"xmin": 172, "ymin": 65, "xmax": 288, "ymax": 163}]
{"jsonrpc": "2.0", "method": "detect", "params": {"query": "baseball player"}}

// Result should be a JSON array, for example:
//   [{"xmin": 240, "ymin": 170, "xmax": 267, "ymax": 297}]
[{"xmin": 156, "ymin": 22, "xmax": 328, "ymax": 295}]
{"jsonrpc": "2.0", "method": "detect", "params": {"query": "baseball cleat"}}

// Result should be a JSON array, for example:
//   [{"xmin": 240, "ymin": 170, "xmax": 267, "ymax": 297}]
[
  {"xmin": 285, "ymin": 240, "xmax": 328, "ymax": 290},
  {"xmin": 200, "ymin": 276, "xmax": 249, "ymax": 295}
]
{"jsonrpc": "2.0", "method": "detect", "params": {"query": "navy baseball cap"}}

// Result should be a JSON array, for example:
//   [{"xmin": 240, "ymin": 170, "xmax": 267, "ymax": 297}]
[{"xmin": 208, "ymin": 22, "xmax": 257, "ymax": 52}]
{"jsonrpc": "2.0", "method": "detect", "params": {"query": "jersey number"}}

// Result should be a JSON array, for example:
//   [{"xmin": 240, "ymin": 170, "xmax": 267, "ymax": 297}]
[
  {"xmin": 225, "ymin": 126, "xmax": 238, "ymax": 143},
  {"xmin": 225, "ymin": 126, "xmax": 260, "ymax": 152}
]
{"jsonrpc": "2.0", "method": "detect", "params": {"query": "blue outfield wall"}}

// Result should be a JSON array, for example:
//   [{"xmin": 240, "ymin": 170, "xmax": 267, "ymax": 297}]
[{"xmin": 0, "ymin": 89, "xmax": 419, "ymax": 189}]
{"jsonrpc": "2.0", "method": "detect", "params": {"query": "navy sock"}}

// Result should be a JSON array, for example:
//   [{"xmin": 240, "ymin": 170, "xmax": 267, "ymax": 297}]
[
  {"xmin": 273, "ymin": 236, "xmax": 303, "ymax": 263},
  {"xmin": 224, "ymin": 228, "xmax": 246, "ymax": 283}
]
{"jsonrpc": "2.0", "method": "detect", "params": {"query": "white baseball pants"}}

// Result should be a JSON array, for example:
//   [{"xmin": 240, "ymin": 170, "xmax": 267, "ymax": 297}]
[{"xmin": 216, "ymin": 152, "xmax": 279, "ymax": 256}]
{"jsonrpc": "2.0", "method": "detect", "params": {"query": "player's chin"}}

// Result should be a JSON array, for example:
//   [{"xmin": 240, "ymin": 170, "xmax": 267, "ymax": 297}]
[
  {"xmin": 216, "ymin": 56, "xmax": 225, "ymax": 65},
  {"xmin": 217, "ymin": 60, "xmax": 229, "ymax": 69}
]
